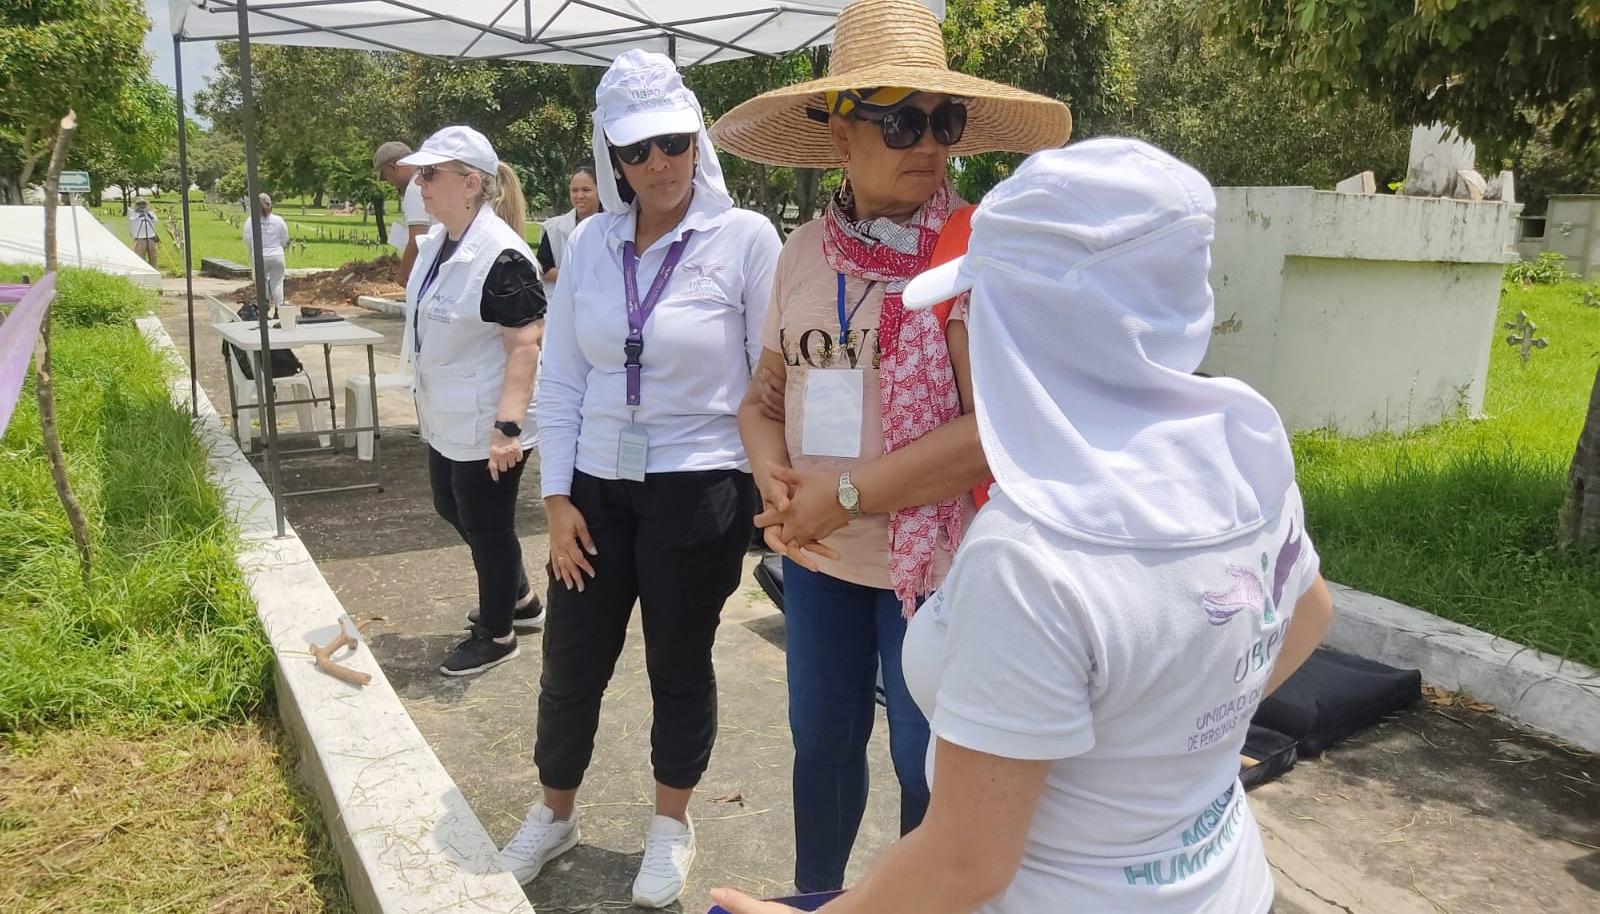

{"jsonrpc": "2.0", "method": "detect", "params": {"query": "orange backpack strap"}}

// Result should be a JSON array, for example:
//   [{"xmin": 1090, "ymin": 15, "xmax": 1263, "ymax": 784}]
[
  {"xmin": 926, "ymin": 204, "xmax": 992, "ymax": 509},
  {"xmin": 930, "ymin": 205, "xmax": 976, "ymax": 326}
]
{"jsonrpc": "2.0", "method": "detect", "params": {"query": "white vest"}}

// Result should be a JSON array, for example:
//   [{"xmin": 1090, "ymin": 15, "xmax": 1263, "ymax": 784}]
[
  {"xmin": 406, "ymin": 205, "xmax": 539, "ymax": 462},
  {"xmin": 539, "ymin": 209, "xmax": 578, "ymax": 298}
]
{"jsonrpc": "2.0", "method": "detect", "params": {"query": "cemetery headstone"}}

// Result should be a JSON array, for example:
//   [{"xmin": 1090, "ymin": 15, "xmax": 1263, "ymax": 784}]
[{"xmin": 1504, "ymin": 310, "xmax": 1549, "ymax": 364}]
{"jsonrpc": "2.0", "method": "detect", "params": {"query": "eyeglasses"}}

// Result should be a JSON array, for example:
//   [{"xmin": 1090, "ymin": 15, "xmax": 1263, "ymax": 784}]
[
  {"xmin": 417, "ymin": 164, "xmax": 469, "ymax": 183},
  {"xmin": 856, "ymin": 100, "xmax": 967, "ymax": 150},
  {"xmin": 612, "ymin": 133, "xmax": 694, "ymax": 167}
]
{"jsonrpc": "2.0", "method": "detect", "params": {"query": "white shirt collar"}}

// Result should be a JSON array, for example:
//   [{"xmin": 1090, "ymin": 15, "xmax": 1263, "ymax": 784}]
[{"xmin": 603, "ymin": 190, "xmax": 730, "ymax": 254}]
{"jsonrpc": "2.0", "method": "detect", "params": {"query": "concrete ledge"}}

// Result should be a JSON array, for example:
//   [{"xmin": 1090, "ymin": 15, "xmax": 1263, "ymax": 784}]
[
  {"xmin": 1325, "ymin": 582, "xmax": 1600, "ymax": 754},
  {"xmin": 357, "ymin": 295, "xmax": 406, "ymax": 317},
  {"xmin": 137, "ymin": 316, "xmax": 535, "ymax": 914}
]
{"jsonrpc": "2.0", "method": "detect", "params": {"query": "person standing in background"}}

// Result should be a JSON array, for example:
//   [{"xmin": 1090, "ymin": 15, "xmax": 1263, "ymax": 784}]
[
  {"xmin": 375, "ymin": 140, "xmax": 438, "ymax": 285},
  {"xmin": 536, "ymin": 165, "xmax": 602, "ymax": 297},
  {"xmin": 401, "ymin": 125, "xmax": 547, "ymax": 676},
  {"xmin": 243, "ymin": 193, "xmax": 291, "ymax": 313},
  {"xmin": 128, "ymin": 197, "xmax": 159, "ymax": 268}
]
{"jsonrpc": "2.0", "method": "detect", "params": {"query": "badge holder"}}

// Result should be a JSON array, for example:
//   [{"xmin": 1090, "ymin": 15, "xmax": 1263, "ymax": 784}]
[{"xmin": 618, "ymin": 339, "xmax": 649, "ymax": 481}]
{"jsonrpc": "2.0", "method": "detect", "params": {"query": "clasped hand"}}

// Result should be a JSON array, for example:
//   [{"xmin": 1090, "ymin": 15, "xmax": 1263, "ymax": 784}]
[{"xmin": 754, "ymin": 463, "xmax": 849, "ymax": 571}]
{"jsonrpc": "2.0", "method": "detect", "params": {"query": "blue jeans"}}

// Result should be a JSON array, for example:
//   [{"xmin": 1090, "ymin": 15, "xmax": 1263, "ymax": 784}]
[{"xmin": 783, "ymin": 559, "xmax": 931, "ymax": 893}]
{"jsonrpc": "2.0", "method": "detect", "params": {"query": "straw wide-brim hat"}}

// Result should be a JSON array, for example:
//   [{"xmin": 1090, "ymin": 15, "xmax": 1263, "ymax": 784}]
[{"xmin": 710, "ymin": 0, "xmax": 1071, "ymax": 169}]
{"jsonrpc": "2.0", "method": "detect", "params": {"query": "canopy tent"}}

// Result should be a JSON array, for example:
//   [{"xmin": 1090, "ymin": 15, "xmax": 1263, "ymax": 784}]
[
  {"xmin": 168, "ymin": 1, "xmax": 897, "ymax": 68},
  {"xmin": 165, "ymin": 0, "xmax": 944, "ymax": 536}
]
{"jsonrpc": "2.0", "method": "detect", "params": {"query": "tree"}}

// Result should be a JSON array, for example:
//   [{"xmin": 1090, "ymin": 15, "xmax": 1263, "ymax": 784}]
[
  {"xmin": 1207, "ymin": 0, "xmax": 1600, "ymax": 159},
  {"xmin": 1211, "ymin": 0, "xmax": 1600, "ymax": 551},
  {"xmin": 1112, "ymin": 0, "xmax": 1409, "ymax": 188},
  {"xmin": 189, "ymin": 129, "xmax": 244, "ymax": 195},
  {"xmin": 72, "ymin": 77, "xmax": 179, "ymax": 212},
  {"xmin": 0, "ymin": 0, "xmax": 148, "ymax": 200}
]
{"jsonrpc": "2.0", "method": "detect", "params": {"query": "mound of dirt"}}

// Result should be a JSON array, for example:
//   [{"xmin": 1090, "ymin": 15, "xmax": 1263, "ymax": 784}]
[{"xmin": 232, "ymin": 255, "xmax": 404, "ymax": 307}]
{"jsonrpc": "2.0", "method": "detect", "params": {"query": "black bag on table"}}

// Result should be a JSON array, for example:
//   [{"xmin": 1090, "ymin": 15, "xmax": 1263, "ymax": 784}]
[{"xmin": 223, "ymin": 300, "xmax": 304, "ymax": 381}]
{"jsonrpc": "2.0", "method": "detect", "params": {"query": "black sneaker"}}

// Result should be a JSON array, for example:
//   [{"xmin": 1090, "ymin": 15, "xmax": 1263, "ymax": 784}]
[
  {"xmin": 439, "ymin": 627, "xmax": 520, "ymax": 677},
  {"xmin": 466, "ymin": 594, "xmax": 545, "ymax": 633}
]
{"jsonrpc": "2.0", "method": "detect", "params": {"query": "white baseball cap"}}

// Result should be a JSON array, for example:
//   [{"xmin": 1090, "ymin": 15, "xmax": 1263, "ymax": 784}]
[
  {"xmin": 399, "ymin": 125, "xmax": 499, "ymax": 174},
  {"xmin": 594, "ymin": 49, "xmax": 702, "ymax": 146},
  {"xmin": 903, "ymin": 139, "xmax": 1215, "ymax": 311}
]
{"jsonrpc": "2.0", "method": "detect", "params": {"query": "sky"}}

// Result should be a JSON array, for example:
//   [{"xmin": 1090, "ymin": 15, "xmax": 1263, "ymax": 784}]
[{"xmin": 144, "ymin": 0, "xmax": 219, "ymax": 118}]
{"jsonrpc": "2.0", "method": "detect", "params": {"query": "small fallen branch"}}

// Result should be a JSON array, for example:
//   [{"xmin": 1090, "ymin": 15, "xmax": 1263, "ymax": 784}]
[{"xmin": 309, "ymin": 631, "xmax": 371, "ymax": 687}]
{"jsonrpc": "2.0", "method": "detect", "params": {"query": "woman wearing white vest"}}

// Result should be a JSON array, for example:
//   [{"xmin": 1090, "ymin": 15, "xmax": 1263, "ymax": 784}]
[
  {"xmin": 537, "ymin": 165, "xmax": 602, "ymax": 296},
  {"xmin": 502, "ymin": 50, "xmax": 781, "ymax": 908},
  {"xmin": 400, "ymin": 126, "xmax": 547, "ymax": 677}
]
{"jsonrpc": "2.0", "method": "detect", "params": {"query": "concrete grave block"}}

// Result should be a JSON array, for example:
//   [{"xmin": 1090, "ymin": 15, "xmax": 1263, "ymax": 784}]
[
  {"xmin": 1404, "ymin": 123, "xmax": 1476, "ymax": 197},
  {"xmin": 1334, "ymin": 171, "xmax": 1377, "ymax": 195},
  {"xmin": 1453, "ymin": 168, "xmax": 1487, "ymax": 202}
]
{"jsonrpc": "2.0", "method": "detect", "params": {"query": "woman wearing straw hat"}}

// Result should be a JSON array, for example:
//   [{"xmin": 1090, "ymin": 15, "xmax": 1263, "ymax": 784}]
[
  {"xmin": 505, "ymin": 49, "xmax": 781, "ymax": 909},
  {"xmin": 712, "ymin": 0, "xmax": 1069, "ymax": 896},
  {"xmin": 713, "ymin": 138, "xmax": 1332, "ymax": 914}
]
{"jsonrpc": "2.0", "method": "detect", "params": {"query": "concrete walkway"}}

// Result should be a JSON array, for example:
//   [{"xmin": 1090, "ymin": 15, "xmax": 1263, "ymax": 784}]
[{"xmin": 153, "ymin": 289, "xmax": 1599, "ymax": 914}]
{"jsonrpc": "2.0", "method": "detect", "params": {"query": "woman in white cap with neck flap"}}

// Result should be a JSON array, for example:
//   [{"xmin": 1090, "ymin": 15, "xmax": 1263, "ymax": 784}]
[
  {"xmin": 400, "ymin": 126, "xmax": 547, "ymax": 677},
  {"xmin": 506, "ymin": 49, "xmax": 781, "ymax": 908},
  {"xmin": 713, "ymin": 140, "xmax": 1334, "ymax": 914}
]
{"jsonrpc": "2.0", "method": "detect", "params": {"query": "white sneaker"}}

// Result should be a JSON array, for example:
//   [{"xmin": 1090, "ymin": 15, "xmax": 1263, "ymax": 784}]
[
  {"xmin": 500, "ymin": 802, "xmax": 580, "ymax": 885},
  {"xmin": 631, "ymin": 814, "xmax": 696, "ymax": 908}
]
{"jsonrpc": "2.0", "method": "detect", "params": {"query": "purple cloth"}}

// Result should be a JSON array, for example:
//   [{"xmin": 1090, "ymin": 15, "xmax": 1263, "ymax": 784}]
[
  {"xmin": 0, "ymin": 284, "xmax": 35, "ymax": 304},
  {"xmin": 0, "ymin": 273, "xmax": 55, "ymax": 438}
]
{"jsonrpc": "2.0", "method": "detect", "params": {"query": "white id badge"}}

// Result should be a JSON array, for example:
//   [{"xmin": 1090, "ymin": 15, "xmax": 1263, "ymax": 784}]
[
  {"xmin": 617, "ymin": 424, "xmax": 649, "ymax": 481},
  {"xmin": 801, "ymin": 369, "xmax": 865, "ymax": 459}
]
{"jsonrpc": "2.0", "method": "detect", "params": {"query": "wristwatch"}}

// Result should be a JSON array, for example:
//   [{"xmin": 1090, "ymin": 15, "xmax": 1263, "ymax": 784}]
[
  {"xmin": 837, "ymin": 472, "xmax": 862, "ymax": 519},
  {"xmin": 493, "ymin": 419, "xmax": 523, "ymax": 438}
]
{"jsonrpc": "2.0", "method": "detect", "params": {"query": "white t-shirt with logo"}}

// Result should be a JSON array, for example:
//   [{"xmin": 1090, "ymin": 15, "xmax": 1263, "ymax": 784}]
[
  {"xmin": 391, "ymin": 180, "xmax": 435, "ymax": 251},
  {"xmin": 902, "ymin": 487, "xmax": 1320, "ymax": 914}
]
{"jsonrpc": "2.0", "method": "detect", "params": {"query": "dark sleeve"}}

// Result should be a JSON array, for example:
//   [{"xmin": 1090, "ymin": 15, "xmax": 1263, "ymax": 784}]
[
  {"xmin": 480, "ymin": 249, "xmax": 547, "ymax": 327},
  {"xmin": 536, "ymin": 233, "xmax": 556, "ymax": 272}
]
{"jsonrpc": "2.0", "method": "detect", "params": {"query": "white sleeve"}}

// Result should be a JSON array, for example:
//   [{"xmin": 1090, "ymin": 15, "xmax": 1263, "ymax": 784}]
[
  {"xmin": 535, "ymin": 230, "xmax": 592, "ymax": 498},
  {"xmin": 930, "ymin": 535, "xmax": 1098, "ymax": 761},
  {"xmin": 403, "ymin": 183, "xmax": 431, "ymax": 226},
  {"xmin": 741, "ymin": 218, "xmax": 782, "ymax": 372}
]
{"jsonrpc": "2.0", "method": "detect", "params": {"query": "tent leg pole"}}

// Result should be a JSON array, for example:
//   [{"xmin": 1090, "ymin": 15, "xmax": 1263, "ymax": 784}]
[
  {"xmin": 173, "ymin": 36, "xmax": 199, "ymax": 418},
  {"xmin": 235, "ymin": 0, "xmax": 287, "ymax": 538}
]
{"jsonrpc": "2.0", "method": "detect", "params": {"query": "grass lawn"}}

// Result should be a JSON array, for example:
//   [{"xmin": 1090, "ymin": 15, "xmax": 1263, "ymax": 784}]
[
  {"xmin": 1294, "ymin": 279, "xmax": 1600, "ymax": 668},
  {"xmin": 96, "ymin": 195, "xmax": 542, "ymax": 277},
  {"xmin": 0, "ymin": 265, "xmax": 351, "ymax": 911}
]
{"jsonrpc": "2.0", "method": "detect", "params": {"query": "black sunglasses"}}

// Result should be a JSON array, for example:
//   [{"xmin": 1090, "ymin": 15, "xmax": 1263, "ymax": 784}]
[
  {"xmin": 612, "ymin": 133, "xmax": 694, "ymax": 167},
  {"xmin": 856, "ymin": 100, "xmax": 968, "ymax": 150}
]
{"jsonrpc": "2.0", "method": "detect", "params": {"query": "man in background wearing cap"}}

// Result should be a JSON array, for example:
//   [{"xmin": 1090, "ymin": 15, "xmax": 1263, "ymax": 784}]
[
  {"xmin": 375, "ymin": 140, "xmax": 437, "ymax": 285},
  {"xmin": 127, "ymin": 197, "xmax": 160, "ymax": 268}
]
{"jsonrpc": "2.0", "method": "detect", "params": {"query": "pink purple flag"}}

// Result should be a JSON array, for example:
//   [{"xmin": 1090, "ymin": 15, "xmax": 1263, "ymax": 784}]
[{"xmin": 0, "ymin": 273, "xmax": 56, "ymax": 439}]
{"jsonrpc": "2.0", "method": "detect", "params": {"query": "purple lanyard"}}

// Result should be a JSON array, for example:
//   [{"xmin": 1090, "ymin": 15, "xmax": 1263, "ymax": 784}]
[{"xmin": 622, "ymin": 231, "xmax": 692, "ymax": 408}]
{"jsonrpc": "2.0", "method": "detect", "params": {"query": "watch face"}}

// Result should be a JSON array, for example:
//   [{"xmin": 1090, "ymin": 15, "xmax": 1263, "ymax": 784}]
[{"xmin": 839, "ymin": 485, "xmax": 860, "ymax": 509}]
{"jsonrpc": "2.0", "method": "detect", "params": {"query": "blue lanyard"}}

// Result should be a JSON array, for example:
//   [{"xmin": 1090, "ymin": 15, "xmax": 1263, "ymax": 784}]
[
  {"xmin": 835, "ymin": 273, "xmax": 876, "ymax": 341},
  {"xmin": 413, "ymin": 235, "xmax": 461, "ymax": 353}
]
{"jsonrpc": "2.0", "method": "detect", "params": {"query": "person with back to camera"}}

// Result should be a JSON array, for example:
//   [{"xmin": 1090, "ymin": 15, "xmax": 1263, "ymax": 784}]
[
  {"xmin": 400, "ymin": 126, "xmax": 547, "ymax": 677},
  {"xmin": 712, "ymin": 139, "xmax": 1335, "ymax": 914}
]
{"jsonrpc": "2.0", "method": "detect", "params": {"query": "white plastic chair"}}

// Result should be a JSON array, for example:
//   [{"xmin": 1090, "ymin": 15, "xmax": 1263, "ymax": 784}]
[
  {"xmin": 209, "ymin": 295, "xmax": 327, "ymax": 451},
  {"xmin": 342, "ymin": 307, "xmax": 415, "ymax": 460}
]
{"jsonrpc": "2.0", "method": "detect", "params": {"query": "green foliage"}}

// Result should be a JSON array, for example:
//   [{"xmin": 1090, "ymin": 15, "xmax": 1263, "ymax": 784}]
[
  {"xmin": 1294, "ymin": 281, "xmax": 1600, "ymax": 666},
  {"xmin": 1207, "ymin": 0, "xmax": 1600, "ymax": 160},
  {"xmin": 0, "ymin": 0, "xmax": 149, "ymax": 191},
  {"xmin": 70, "ymin": 77, "xmax": 178, "ymax": 204},
  {"xmin": 0, "ymin": 309, "xmax": 270, "ymax": 731},
  {"xmin": 1505, "ymin": 251, "xmax": 1579, "ymax": 287},
  {"xmin": 1112, "ymin": 0, "xmax": 1409, "ymax": 188}
]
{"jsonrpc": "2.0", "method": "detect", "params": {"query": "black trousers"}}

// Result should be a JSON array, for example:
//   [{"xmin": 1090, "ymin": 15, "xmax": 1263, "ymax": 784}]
[
  {"xmin": 534, "ymin": 469, "xmax": 755, "ymax": 791},
  {"xmin": 427, "ymin": 446, "xmax": 531, "ymax": 638}
]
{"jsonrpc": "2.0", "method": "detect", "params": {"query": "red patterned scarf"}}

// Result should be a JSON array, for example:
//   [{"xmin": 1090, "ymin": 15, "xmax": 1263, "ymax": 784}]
[{"xmin": 821, "ymin": 181, "xmax": 965, "ymax": 615}]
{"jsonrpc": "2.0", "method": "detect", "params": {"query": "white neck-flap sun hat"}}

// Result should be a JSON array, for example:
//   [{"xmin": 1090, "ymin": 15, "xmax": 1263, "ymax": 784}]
[
  {"xmin": 591, "ymin": 49, "xmax": 731, "ymax": 215},
  {"xmin": 905, "ymin": 138, "xmax": 1297, "ymax": 548}
]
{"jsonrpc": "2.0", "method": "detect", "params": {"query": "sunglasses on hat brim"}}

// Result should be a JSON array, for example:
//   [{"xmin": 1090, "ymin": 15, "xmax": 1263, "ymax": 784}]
[{"xmin": 611, "ymin": 133, "xmax": 695, "ymax": 167}]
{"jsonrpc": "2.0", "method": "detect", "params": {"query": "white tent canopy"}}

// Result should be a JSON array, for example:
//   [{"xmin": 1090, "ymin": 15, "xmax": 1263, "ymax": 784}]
[{"xmin": 167, "ymin": 1, "xmax": 947, "ymax": 68}]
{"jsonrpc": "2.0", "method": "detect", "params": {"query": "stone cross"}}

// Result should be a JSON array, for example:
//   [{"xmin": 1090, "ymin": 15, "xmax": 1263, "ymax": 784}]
[{"xmin": 1504, "ymin": 310, "xmax": 1549, "ymax": 364}]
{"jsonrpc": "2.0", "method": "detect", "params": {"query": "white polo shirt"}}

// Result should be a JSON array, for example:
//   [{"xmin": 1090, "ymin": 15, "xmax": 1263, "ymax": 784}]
[
  {"xmin": 536, "ymin": 192, "xmax": 781, "ymax": 497},
  {"xmin": 391, "ymin": 180, "xmax": 435, "ymax": 251}
]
